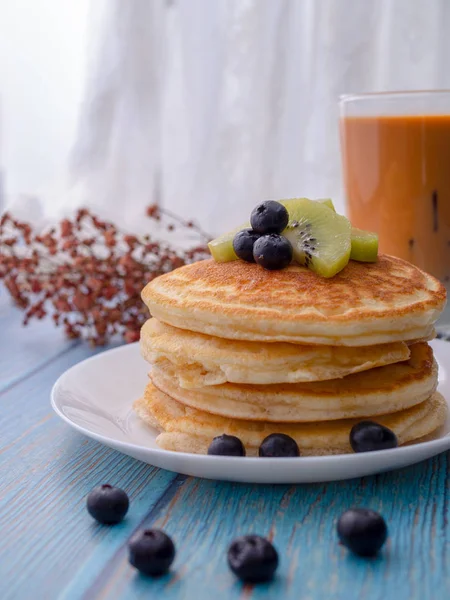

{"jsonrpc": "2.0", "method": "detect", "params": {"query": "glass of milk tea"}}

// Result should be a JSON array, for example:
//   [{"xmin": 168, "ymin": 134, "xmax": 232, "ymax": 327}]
[{"xmin": 340, "ymin": 90, "xmax": 450, "ymax": 334}]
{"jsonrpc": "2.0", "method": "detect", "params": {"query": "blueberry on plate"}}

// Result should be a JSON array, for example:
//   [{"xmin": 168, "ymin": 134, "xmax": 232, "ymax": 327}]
[
  {"xmin": 208, "ymin": 434, "xmax": 246, "ymax": 456},
  {"xmin": 337, "ymin": 508, "xmax": 388, "ymax": 557},
  {"xmin": 227, "ymin": 535, "xmax": 279, "ymax": 583},
  {"xmin": 233, "ymin": 229, "xmax": 261, "ymax": 263},
  {"xmin": 253, "ymin": 234, "xmax": 293, "ymax": 270},
  {"xmin": 250, "ymin": 201, "xmax": 289, "ymax": 234},
  {"xmin": 350, "ymin": 421, "xmax": 398, "ymax": 453},
  {"xmin": 86, "ymin": 484, "xmax": 129, "ymax": 524},
  {"xmin": 259, "ymin": 434, "xmax": 300, "ymax": 457},
  {"xmin": 129, "ymin": 529, "xmax": 176, "ymax": 576}
]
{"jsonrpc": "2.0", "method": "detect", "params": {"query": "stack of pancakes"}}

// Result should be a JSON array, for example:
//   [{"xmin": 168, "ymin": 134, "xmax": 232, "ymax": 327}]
[{"xmin": 135, "ymin": 255, "xmax": 447, "ymax": 456}]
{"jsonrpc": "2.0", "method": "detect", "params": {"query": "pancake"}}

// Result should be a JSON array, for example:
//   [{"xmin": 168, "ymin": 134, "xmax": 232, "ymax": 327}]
[
  {"xmin": 141, "ymin": 319, "xmax": 411, "ymax": 386},
  {"xmin": 134, "ymin": 384, "xmax": 447, "ymax": 456},
  {"xmin": 141, "ymin": 256, "xmax": 446, "ymax": 346},
  {"xmin": 150, "ymin": 342, "xmax": 437, "ymax": 422}
]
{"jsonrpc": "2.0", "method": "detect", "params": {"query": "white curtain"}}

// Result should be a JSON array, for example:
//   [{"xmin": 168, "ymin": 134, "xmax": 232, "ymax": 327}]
[
  {"xmin": 0, "ymin": 0, "xmax": 90, "ymax": 220},
  {"xmin": 3, "ymin": 0, "xmax": 450, "ymax": 234}
]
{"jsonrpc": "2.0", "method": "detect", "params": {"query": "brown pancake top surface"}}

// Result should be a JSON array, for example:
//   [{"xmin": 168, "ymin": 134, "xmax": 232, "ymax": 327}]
[{"xmin": 142, "ymin": 256, "xmax": 445, "ymax": 328}]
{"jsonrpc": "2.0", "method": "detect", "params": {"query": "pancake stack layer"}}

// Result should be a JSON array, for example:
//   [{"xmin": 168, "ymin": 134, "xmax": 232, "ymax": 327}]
[{"xmin": 136, "ymin": 255, "xmax": 447, "ymax": 456}]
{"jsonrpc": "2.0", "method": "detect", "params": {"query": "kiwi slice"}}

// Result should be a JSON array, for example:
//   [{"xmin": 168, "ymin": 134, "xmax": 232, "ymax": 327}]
[
  {"xmin": 208, "ymin": 225, "xmax": 242, "ymax": 262},
  {"xmin": 282, "ymin": 198, "xmax": 351, "ymax": 277},
  {"xmin": 350, "ymin": 227, "xmax": 378, "ymax": 262},
  {"xmin": 316, "ymin": 199, "xmax": 378, "ymax": 262}
]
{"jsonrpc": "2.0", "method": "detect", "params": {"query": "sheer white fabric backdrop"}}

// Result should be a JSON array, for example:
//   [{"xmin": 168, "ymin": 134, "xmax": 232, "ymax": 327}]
[
  {"xmin": 0, "ymin": 0, "xmax": 89, "ymax": 220},
  {"xmin": 3, "ymin": 0, "xmax": 450, "ymax": 234}
]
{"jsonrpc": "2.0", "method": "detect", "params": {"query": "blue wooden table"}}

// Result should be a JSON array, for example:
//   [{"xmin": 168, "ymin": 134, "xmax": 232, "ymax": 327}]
[{"xmin": 1, "ymin": 290, "xmax": 449, "ymax": 600}]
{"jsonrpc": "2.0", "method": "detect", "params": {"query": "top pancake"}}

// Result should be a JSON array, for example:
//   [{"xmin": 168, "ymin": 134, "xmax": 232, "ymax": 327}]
[{"xmin": 142, "ymin": 256, "xmax": 446, "ymax": 346}]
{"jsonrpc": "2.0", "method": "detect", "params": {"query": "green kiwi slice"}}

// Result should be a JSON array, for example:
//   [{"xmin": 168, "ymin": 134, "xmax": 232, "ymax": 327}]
[
  {"xmin": 208, "ymin": 225, "xmax": 242, "ymax": 262},
  {"xmin": 350, "ymin": 227, "xmax": 378, "ymax": 262},
  {"xmin": 313, "ymin": 199, "xmax": 378, "ymax": 262},
  {"xmin": 281, "ymin": 198, "xmax": 351, "ymax": 277}
]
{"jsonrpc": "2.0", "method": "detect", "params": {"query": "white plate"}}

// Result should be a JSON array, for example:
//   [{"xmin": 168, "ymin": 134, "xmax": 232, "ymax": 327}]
[{"xmin": 51, "ymin": 339, "xmax": 450, "ymax": 484}]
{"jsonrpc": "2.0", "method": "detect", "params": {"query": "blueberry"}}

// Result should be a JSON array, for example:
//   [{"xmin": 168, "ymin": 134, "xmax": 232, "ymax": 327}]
[
  {"xmin": 128, "ymin": 529, "xmax": 175, "ymax": 576},
  {"xmin": 253, "ymin": 234, "xmax": 293, "ymax": 270},
  {"xmin": 259, "ymin": 434, "xmax": 300, "ymax": 457},
  {"xmin": 337, "ymin": 508, "xmax": 388, "ymax": 557},
  {"xmin": 208, "ymin": 434, "xmax": 246, "ymax": 456},
  {"xmin": 250, "ymin": 201, "xmax": 289, "ymax": 234},
  {"xmin": 350, "ymin": 421, "xmax": 398, "ymax": 453},
  {"xmin": 228, "ymin": 535, "xmax": 279, "ymax": 583},
  {"xmin": 86, "ymin": 484, "xmax": 129, "ymax": 524},
  {"xmin": 233, "ymin": 229, "xmax": 261, "ymax": 263}
]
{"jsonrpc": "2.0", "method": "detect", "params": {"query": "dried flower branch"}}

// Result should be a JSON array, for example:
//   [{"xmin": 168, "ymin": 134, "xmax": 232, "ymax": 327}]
[{"xmin": 0, "ymin": 205, "xmax": 210, "ymax": 345}]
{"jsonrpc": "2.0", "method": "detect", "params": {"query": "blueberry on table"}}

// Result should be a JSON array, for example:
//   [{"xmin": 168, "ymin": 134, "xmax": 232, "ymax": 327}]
[
  {"xmin": 228, "ymin": 535, "xmax": 279, "ymax": 583},
  {"xmin": 86, "ymin": 484, "xmax": 129, "ymax": 524},
  {"xmin": 129, "ymin": 529, "xmax": 176, "ymax": 576},
  {"xmin": 337, "ymin": 508, "xmax": 388, "ymax": 557},
  {"xmin": 233, "ymin": 229, "xmax": 261, "ymax": 263},
  {"xmin": 250, "ymin": 201, "xmax": 289, "ymax": 234},
  {"xmin": 259, "ymin": 433, "xmax": 300, "ymax": 457},
  {"xmin": 253, "ymin": 234, "xmax": 293, "ymax": 270},
  {"xmin": 208, "ymin": 434, "xmax": 246, "ymax": 456},
  {"xmin": 350, "ymin": 421, "xmax": 398, "ymax": 453}
]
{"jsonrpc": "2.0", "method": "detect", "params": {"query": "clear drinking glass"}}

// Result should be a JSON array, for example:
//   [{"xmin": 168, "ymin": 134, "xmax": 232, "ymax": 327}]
[{"xmin": 339, "ymin": 90, "xmax": 450, "ymax": 334}]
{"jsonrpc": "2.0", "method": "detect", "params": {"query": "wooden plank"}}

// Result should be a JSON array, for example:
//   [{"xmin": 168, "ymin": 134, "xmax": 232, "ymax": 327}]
[
  {"xmin": 0, "ymin": 342, "xmax": 179, "ymax": 600},
  {"xmin": 78, "ymin": 456, "xmax": 450, "ymax": 600},
  {"xmin": 0, "ymin": 293, "xmax": 77, "ymax": 393}
]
